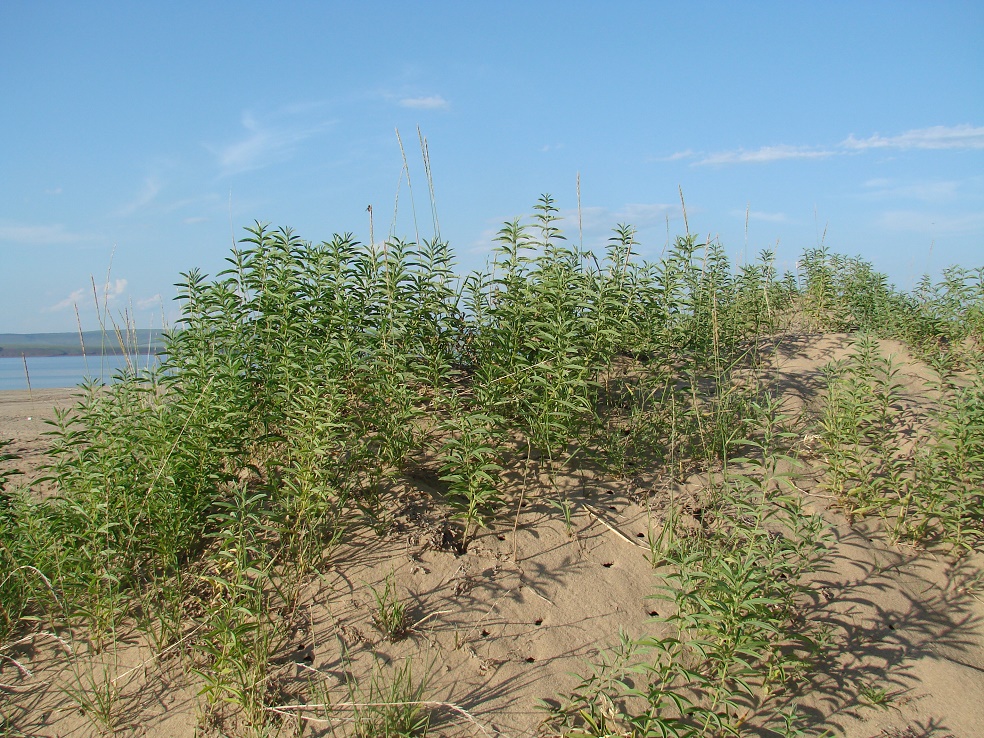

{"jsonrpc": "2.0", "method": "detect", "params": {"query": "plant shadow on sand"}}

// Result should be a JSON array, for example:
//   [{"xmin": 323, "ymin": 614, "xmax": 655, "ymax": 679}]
[{"xmin": 765, "ymin": 518, "xmax": 984, "ymax": 737}]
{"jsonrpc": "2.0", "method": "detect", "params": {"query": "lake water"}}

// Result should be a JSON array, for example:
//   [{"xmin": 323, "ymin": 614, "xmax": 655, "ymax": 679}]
[{"xmin": 0, "ymin": 355, "xmax": 160, "ymax": 391}]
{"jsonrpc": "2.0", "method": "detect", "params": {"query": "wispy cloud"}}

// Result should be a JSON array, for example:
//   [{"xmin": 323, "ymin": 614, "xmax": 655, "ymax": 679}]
[
  {"xmin": 398, "ymin": 95, "xmax": 449, "ymax": 110},
  {"xmin": 47, "ymin": 278, "xmax": 128, "ymax": 313},
  {"xmin": 0, "ymin": 221, "xmax": 92, "ymax": 246},
  {"xmin": 467, "ymin": 226, "xmax": 501, "ymax": 256},
  {"xmin": 46, "ymin": 287, "xmax": 88, "ymax": 313},
  {"xmin": 561, "ymin": 206, "xmax": 609, "ymax": 233},
  {"xmin": 217, "ymin": 114, "xmax": 275, "ymax": 173},
  {"xmin": 698, "ymin": 145, "xmax": 835, "ymax": 166},
  {"xmin": 116, "ymin": 177, "xmax": 162, "ymax": 216},
  {"xmin": 210, "ymin": 110, "xmax": 334, "ymax": 176},
  {"xmin": 136, "ymin": 294, "xmax": 162, "ymax": 310},
  {"xmin": 556, "ymin": 203, "xmax": 679, "ymax": 233},
  {"xmin": 843, "ymin": 124, "xmax": 984, "ymax": 151},
  {"xmin": 470, "ymin": 201, "xmax": 681, "ymax": 256},
  {"xmin": 730, "ymin": 209, "xmax": 791, "ymax": 224},
  {"xmin": 614, "ymin": 203, "xmax": 678, "ymax": 225},
  {"xmin": 861, "ymin": 178, "xmax": 962, "ymax": 203},
  {"xmin": 874, "ymin": 210, "xmax": 984, "ymax": 235},
  {"xmin": 684, "ymin": 124, "xmax": 984, "ymax": 167},
  {"xmin": 44, "ymin": 186, "xmax": 62, "ymax": 195},
  {"xmin": 657, "ymin": 149, "xmax": 696, "ymax": 162}
]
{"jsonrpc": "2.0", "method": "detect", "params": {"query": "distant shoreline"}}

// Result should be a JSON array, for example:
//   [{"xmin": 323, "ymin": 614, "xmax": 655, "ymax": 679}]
[
  {"xmin": 0, "ymin": 329, "xmax": 166, "ymax": 359},
  {"xmin": 1, "ymin": 349, "xmax": 159, "ymax": 359},
  {"xmin": 0, "ymin": 386, "xmax": 77, "ymax": 401}
]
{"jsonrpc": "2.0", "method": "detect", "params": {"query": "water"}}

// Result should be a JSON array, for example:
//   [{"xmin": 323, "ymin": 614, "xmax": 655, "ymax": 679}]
[{"xmin": 0, "ymin": 354, "xmax": 160, "ymax": 391}]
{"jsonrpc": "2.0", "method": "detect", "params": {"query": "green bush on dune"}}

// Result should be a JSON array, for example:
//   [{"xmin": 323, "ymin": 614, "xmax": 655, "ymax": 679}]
[{"xmin": 1, "ymin": 197, "xmax": 982, "ymax": 735}]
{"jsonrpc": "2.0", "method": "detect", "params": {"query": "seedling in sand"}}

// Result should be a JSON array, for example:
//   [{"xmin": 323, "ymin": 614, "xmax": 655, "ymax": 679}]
[{"xmin": 372, "ymin": 574, "xmax": 410, "ymax": 642}]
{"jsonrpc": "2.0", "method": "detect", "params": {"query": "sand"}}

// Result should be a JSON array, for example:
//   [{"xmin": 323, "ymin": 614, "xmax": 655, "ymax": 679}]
[
  {"xmin": 2, "ymin": 336, "xmax": 983, "ymax": 737},
  {"xmin": 0, "ymin": 388, "xmax": 79, "ymax": 490}
]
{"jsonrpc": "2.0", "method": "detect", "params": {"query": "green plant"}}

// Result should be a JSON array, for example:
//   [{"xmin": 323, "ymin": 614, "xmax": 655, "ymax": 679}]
[
  {"xmin": 858, "ymin": 683, "xmax": 893, "ymax": 709},
  {"xmin": 0, "ymin": 439, "xmax": 19, "ymax": 504},
  {"xmin": 437, "ymin": 403, "xmax": 503, "ymax": 549},
  {"xmin": 351, "ymin": 657, "xmax": 432, "ymax": 738},
  {"xmin": 61, "ymin": 658, "xmax": 124, "ymax": 734},
  {"xmin": 371, "ymin": 574, "xmax": 410, "ymax": 642},
  {"xmin": 541, "ymin": 629, "xmax": 693, "ymax": 738},
  {"xmin": 547, "ymin": 496, "xmax": 576, "ymax": 538},
  {"xmin": 900, "ymin": 361, "xmax": 984, "ymax": 548},
  {"xmin": 548, "ymin": 405, "xmax": 830, "ymax": 737},
  {"xmin": 0, "ymin": 443, "xmax": 36, "ymax": 641},
  {"xmin": 193, "ymin": 484, "xmax": 284, "ymax": 730},
  {"xmin": 816, "ymin": 336, "xmax": 984, "ymax": 550},
  {"xmin": 6, "ymin": 186, "xmax": 984, "ymax": 737},
  {"xmin": 819, "ymin": 335, "xmax": 906, "ymax": 519}
]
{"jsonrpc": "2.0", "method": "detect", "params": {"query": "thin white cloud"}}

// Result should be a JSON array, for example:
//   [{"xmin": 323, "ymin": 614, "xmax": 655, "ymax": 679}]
[
  {"xmin": 467, "ymin": 227, "xmax": 499, "ymax": 256},
  {"xmin": 0, "ymin": 221, "xmax": 92, "ymax": 246},
  {"xmin": 44, "ymin": 187, "xmax": 63, "ymax": 195},
  {"xmin": 730, "ymin": 209, "xmax": 791, "ymax": 224},
  {"xmin": 210, "ymin": 110, "xmax": 333, "ymax": 176},
  {"xmin": 183, "ymin": 216, "xmax": 208, "ymax": 225},
  {"xmin": 47, "ymin": 278, "xmax": 128, "ymax": 313},
  {"xmin": 658, "ymin": 149, "xmax": 696, "ymax": 162},
  {"xmin": 399, "ymin": 95, "xmax": 450, "ymax": 110},
  {"xmin": 614, "ymin": 203, "xmax": 678, "ymax": 225},
  {"xmin": 116, "ymin": 177, "xmax": 162, "ymax": 216},
  {"xmin": 843, "ymin": 124, "xmax": 984, "ymax": 151},
  {"xmin": 557, "ymin": 206, "xmax": 609, "ymax": 234},
  {"xmin": 136, "ymin": 294, "xmax": 162, "ymax": 310},
  {"xmin": 101, "ymin": 278, "xmax": 128, "ymax": 300},
  {"xmin": 875, "ymin": 210, "xmax": 984, "ymax": 235},
  {"xmin": 685, "ymin": 124, "xmax": 983, "ymax": 167},
  {"xmin": 861, "ymin": 178, "xmax": 961, "ymax": 203},
  {"xmin": 555, "ymin": 203, "xmax": 679, "ymax": 233},
  {"xmin": 698, "ymin": 145, "xmax": 835, "ymax": 166},
  {"xmin": 157, "ymin": 192, "xmax": 225, "ymax": 216},
  {"xmin": 46, "ymin": 287, "xmax": 88, "ymax": 313},
  {"xmin": 540, "ymin": 143, "xmax": 564, "ymax": 153},
  {"xmin": 217, "ymin": 113, "xmax": 273, "ymax": 173}
]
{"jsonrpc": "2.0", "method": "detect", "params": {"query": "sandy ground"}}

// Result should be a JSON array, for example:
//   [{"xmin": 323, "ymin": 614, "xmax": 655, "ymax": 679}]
[
  {"xmin": 2, "ymin": 335, "xmax": 983, "ymax": 737},
  {"xmin": 0, "ymin": 388, "xmax": 78, "ymax": 482}
]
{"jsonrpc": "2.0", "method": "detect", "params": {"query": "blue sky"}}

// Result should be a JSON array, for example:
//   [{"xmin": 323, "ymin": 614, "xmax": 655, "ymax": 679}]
[{"xmin": 2, "ymin": 1, "xmax": 982, "ymax": 333}]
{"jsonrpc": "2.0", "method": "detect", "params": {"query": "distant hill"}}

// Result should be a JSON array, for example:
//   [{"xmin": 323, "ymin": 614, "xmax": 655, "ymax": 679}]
[{"xmin": 0, "ymin": 329, "xmax": 167, "ymax": 358}]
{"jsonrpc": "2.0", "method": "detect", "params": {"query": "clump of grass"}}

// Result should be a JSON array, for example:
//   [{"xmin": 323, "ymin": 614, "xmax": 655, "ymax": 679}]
[
  {"xmin": 352, "ymin": 658, "xmax": 432, "ymax": 738},
  {"xmin": 371, "ymin": 574, "xmax": 410, "ymax": 642},
  {"xmin": 0, "ymin": 438, "xmax": 19, "ymax": 499},
  {"xmin": 62, "ymin": 657, "xmax": 124, "ymax": 734}
]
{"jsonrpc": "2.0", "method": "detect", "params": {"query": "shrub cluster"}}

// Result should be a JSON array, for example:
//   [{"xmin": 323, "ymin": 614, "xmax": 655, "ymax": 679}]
[{"xmin": 1, "ymin": 196, "xmax": 982, "ymax": 735}]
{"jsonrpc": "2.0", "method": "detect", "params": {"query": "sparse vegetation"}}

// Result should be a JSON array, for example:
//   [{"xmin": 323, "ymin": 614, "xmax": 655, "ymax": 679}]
[
  {"xmin": 371, "ymin": 574, "xmax": 410, "ymax": 642},
  {"xmin": 1, "ymin": 192, "xmax": 982, "ymax": 737}
]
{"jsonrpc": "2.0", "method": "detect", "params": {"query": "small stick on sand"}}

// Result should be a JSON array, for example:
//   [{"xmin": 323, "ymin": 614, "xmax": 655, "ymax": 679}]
[{"xmin": 582, "ymin": 503, "xmax": 648, "ymax": 549}]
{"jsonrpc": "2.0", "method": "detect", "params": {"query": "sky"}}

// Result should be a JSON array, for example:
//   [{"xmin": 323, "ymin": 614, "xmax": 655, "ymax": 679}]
[{"xmin": 2, "ymin": 1, "xmax": 982, "ymax": 334}]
